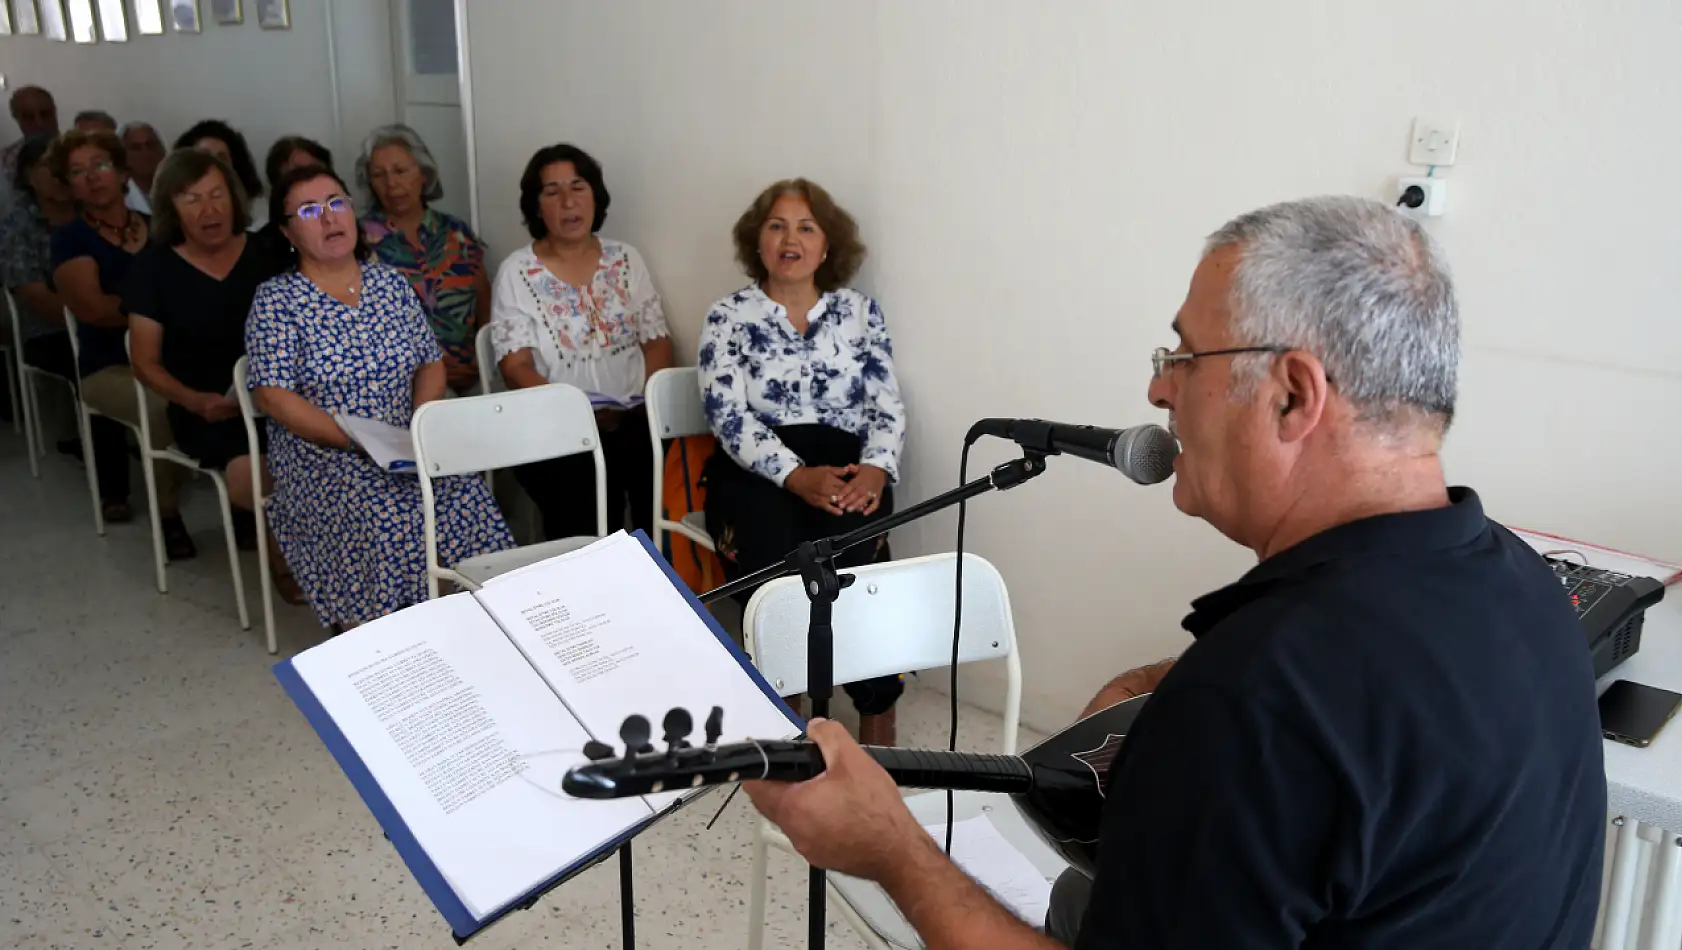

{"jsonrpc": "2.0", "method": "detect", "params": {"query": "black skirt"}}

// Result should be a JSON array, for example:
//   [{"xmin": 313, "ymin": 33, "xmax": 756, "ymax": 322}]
[{"xmin": 169, "ymin": 404, "xmax": 267, "ymax": 471}]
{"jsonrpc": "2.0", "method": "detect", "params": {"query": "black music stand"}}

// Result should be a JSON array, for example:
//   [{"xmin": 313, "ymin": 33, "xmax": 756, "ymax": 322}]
[{"xmin": 699, "ymin": 451, "xmax": 1048, "ymax": 950}]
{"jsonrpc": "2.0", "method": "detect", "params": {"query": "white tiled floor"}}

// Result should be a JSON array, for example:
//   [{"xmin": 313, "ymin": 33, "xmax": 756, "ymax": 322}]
[{"xmin": 0, "ymin": 430, "xmax": 1034, "ymax": 949}]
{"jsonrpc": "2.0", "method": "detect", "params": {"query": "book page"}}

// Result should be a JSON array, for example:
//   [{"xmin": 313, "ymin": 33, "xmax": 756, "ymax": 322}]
[
  {"xmin": 333, "ymin": 412, "xmax": 417, "ymax": 472},
  {"xmin": 473, "ymin": 533, "xmax": 799, "ymax": 800},
  {"xmin": 919, "ymin": 816, "xmax": 1052, "ymax": 924},
  {"xmin": 290, "ymin": 593, "xmax": 654, "ymax": 921}
]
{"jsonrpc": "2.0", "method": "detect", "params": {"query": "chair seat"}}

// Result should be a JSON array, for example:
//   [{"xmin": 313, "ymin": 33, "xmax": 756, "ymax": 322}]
[
  {"xmin": 454, "ymin": 535, "xmax": 600, "ymax": 586},
  {"xmin": 816, "ymin": 790, "xmax": 1071, "ymax": 950}
]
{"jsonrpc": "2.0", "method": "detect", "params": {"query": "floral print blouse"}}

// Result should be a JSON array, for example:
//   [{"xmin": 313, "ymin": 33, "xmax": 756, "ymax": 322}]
[
  {"xmin": 698, "ymin": 285, "xmax": 905, "ymax": 487},
  {"xmin": 361, "ymin": 208, "xmax": 486, "ymax": 381}
]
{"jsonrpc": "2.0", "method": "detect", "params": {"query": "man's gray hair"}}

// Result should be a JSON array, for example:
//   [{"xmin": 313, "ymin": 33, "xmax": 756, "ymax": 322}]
[
  {"xmin": 119, "ymin": 120, "xmax": 158, "ymax": 139},
  {"xmin": 73, "ymin": 109, "xmax": 117, "ymax": 130},
  {"xmin": 355, "ymin": 123, "xmax": 444, "ymax": 210},
  {"xmin": 1205, "ymin": 196, "xmax": 1459, "ymax": 431}
]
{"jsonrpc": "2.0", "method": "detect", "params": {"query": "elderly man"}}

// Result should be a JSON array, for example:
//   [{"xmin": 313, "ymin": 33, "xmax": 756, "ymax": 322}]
[
  {"xmin": 1, "ymin": 86, "xmax": 59, "ymax": 215},
  {"xmin": 120, "ymin": 121, "xmax": 166, "ymax": 212},
  {"xmin": 747, "ymin": 196, "xmax": 1606, "ymax": 949}
]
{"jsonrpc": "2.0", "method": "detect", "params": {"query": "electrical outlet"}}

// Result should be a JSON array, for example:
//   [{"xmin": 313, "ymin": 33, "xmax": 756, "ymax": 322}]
[{"xmin": 1408, "ymin": 118, "xmax": 1460, "ymax": 167}]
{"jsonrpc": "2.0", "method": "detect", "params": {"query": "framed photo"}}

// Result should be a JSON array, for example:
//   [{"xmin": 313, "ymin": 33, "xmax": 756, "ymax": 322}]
[
  {"xmin": 0, "ymin": 1, "xmax": 12, "ymax": 35},
  {"xmin": 37, "ymin": 0, "xmax": 67, "ymax": 40},
  {"xmin": 94, "ymin": 0, "xmax": 127, "ymax": 39},
  {"xmin": 255, "ymin": 0, "xmax": 286, "ymax": 29},
  {"xmin": 14, "ymin": 0, "xmax": 41, "ymax": 35},
  {"xmin": 209, "ymin": 0, "xmax": 238, "ymax": 25},
  {"xmin": 169, "ymin": 0, "xmax": 198, "ymax": 32},
  {"xmin": 134, "ymin": 0, "xmax": 165, "ymax": 35}
]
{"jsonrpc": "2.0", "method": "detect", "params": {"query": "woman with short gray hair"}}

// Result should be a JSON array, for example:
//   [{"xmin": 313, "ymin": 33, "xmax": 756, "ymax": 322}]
[{"xmin": 357, "ymin": 124, "xmax": 490, "ymax": 391}]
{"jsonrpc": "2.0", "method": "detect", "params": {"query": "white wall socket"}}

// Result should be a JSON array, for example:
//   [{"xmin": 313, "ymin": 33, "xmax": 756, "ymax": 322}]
[
  {"xmin": 1408, "ymin": 118, "xmax": 1460, "ymax": 167},
  {"xmin": 1396, "ymin": 177, "xmax": 1447, "ymax": 218}
]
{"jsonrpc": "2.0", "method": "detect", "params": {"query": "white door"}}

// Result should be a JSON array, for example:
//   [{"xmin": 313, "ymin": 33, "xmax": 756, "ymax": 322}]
[{"xmin": 390, "ymin": 0, "xmax": 472, "ymax": 225}]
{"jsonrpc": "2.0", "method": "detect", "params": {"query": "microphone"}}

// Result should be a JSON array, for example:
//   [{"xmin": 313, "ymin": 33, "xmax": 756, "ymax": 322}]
[{"xmin": 965, "ymin": 419, "xmax": 1180, "ymax": 485}]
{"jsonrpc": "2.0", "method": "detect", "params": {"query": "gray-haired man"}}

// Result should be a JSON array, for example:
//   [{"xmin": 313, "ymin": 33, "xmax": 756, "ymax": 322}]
[{"xmin": 747, "ymin": 197, "xmax": 1605, "ymax": 949}]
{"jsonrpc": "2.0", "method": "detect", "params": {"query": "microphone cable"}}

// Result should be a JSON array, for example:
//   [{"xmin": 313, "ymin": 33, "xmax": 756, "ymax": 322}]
[{"xmin": 942, "ymin": 437, "xmax": 975, "ymax": 856}]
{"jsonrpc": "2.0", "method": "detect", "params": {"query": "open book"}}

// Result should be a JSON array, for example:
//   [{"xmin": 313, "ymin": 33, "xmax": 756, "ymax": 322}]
[
  {"xmin": 332, "ymin": 412, "xmax": 417, "ymax": 472},
  {"xmin": 275, "ymin": 531, "xmax": 800, "ymax": 940}
]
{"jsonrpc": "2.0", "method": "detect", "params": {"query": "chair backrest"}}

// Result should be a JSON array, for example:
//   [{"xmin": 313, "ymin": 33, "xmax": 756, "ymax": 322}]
[
  {"xmin": 743, "ymin": 552, "xmax": 1023, "ymax": 754},
  {"xmin": 412, "ymin": 382, "xmax": 603, "ymax": 478},
  {"xmin": 645, "ymin": 367, "xmax": 709, "ymax": 440},
  {"xmin": 475, "ymin": 324, "xmax": 503, "ymax": 394},
  {"xmin": 62, "ymin": 307, "xmax": 82, "ymax": 367},
  {"xmin": 4, "ymin": 289, "xmax": 18, "ymax": 351}
]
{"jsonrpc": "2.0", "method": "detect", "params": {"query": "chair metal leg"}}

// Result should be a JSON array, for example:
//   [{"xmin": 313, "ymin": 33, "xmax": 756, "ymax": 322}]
[
  {"xmin": 747, "ymin": 826, "xmax": 769, "ymax": 950},
  {"xmin": 138, "ymin": 441, "xmax": 167, "ymax": 594},
  {"xmin": 77, "ymin": 406, "xmax": 104, "ymax": 536},
  {"xmin": 20, "ymin": 370, "xmax": 39, "ymax": 478},
  {"xmin": 3, "ymin": 349, "xmax": 19, "ymax": 435},
  {"xmin": 210, "ymin": 472, "xmax": 250, "ymax": 630},
  {"xmin": 256, "ymin": 496, "xmax": 277, "ymax": 654}
]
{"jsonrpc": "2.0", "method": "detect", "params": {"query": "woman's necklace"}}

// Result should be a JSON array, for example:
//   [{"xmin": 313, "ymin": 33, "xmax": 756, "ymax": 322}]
[{"xmin": 86, "ymin": 209, "xmax": 142, "ymax": 247}]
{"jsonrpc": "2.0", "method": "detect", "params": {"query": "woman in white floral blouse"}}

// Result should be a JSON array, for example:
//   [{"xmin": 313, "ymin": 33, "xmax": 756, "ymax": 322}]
[
  {"xmin": 489, "ymin": 144, "xmax": 674, "ymax": 540},
  {"xmin": 697, "ymin": 178, "xmax": 907, "ymax": 745}
]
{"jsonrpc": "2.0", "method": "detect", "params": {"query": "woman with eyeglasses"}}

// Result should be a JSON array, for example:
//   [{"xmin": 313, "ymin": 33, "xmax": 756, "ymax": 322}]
[
  {"xmin": 0, "ymin": 133, "xmax": 77, "ymax": 403},
  {"xmin": 49, "ymin": 128, "xmax": 195, "ymax": 557},
  {"xmin": 245, "ymin": 166, "xmax": 512, "ymax": 631}
]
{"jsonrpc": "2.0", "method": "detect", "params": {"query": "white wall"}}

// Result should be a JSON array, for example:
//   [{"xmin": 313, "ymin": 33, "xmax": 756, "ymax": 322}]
[
  {"xmin": 469, "ymin": 0, "xmax": 1682, "ymax": 730},
  {"xmin": 0, "ymin": 0, "xmax": 394, "ymax": 192}
]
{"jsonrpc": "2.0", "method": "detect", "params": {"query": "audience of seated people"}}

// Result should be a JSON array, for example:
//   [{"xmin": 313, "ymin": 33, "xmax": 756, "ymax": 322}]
[
  {"xmin": 698, "ymin": 178, "xmax": 909, "ymax": 745},
  {"xmin": 174, "ymin": 119, "xmax": 267, "ymax": 230},
  {"xmin": 123, "ymin": 148, "xmax": 299, "ymax": 596},
  {"xmin": 2, "ymin": 89, "xmax": 916, "ymax": 737},
  {"xmin": 49, "ymin": 128, "xmax": 198, "ymax": 559},
  {"xmin": 490, "ymin": 143, "xmax": 674, "ymax": 540},
  {"xmin": 246, "ymin": 165, "xmax": 512, "ymax": 631},
  {"xmin": 357, "ymin": 124, "xmax": 490, "ymax": 393}
]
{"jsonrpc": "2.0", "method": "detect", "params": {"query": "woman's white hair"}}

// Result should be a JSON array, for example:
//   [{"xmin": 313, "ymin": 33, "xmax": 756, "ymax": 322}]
[
  {"xmin": 354, "ymin": 123, "xmax": 444, "ymax": 210},
  {"xmin": 1205, "ymin": 196, "xmax": 1460, "ymax": 433}
]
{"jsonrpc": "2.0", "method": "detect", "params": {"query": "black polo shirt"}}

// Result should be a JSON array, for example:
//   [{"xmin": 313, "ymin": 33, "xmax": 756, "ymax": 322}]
[{"xmin": 1076, "ymin": 488, "xmax": 1605, "ymax": 949}]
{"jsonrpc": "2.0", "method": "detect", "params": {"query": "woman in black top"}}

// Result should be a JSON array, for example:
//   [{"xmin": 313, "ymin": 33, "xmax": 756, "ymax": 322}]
[{"xmin": 125, "ymin": 149, "xmax": 298, "ymax": 598}]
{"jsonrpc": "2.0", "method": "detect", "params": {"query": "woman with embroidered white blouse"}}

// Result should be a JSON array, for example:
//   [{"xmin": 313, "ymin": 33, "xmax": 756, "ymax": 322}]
[
  {"xmin": 489, "ymin": 144, "xmax": 674, "ymax": 541},
  {"xmin": 696, "ymin": 178, "xmax": 907, "ymax": 745}
]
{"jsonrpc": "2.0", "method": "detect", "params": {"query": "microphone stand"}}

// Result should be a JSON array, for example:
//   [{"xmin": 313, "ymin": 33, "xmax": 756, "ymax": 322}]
[{"xmin": 700, "ymin": 450, "xmax": 1049, "ymax": 950}]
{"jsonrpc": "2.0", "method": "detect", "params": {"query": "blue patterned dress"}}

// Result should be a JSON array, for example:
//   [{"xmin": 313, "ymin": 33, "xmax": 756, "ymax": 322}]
[{"xmin": 245, "ymin": 261, "xmax": 513, "ymax": 628}]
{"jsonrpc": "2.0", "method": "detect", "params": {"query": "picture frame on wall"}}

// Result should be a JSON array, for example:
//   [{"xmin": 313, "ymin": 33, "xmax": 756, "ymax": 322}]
[
  {"xmin": 134, "ymin": 0, "xmax": 165, "ymax": 35},
  {"xmin": 0, "ymin": 1, "xmax": 12, "ymax": 36},
  {"xmin": 95, "ymin": 0, "xmax": 129, "ymax": 40},
  {"xmin": 170, "ymin": 0, "xmax": 198, "ymax": 32},
  {"xmin": 255, "ymin": 0, "xmax": 287, "ymax": 30},
  {"xmin": 14, "ymin": 0, "xmax": 41, "ymax": 35},
  {"xmin": 209, "ymin": 0, "xmax": 238, "ymax": 25},
  {"xmin": 37, "ymin": 0, "xmax": 67, "ymax": 40}
]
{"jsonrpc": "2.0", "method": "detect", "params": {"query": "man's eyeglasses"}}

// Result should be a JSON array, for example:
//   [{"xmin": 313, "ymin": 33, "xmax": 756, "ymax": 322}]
[
  {"xmin": 66, "ymin": 161, "xmax": 114, "ymax": 181},
  {"xmin": 1150, "ymin": 345, "xmax": 1290, "ymax": 380},
  {"xmin": 289, "ymin": 196, "xmax": 353, "ymax": 221}
]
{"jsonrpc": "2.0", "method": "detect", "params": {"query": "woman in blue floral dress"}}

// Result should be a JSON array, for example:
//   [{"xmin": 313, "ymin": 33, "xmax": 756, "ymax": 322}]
[
  {"xmin": 697, "ymin": 178, "xmax": 907, "ymax": 745},
  {"xmin": 246, "ymin": 166, "xmax": 511, "ymax": 630}
]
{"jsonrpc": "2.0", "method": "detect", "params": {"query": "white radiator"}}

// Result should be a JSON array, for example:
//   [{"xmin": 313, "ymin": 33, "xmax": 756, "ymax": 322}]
[{"xmin": 1598, "ymin": 814, "xmax": 1682, "ymax": 950}]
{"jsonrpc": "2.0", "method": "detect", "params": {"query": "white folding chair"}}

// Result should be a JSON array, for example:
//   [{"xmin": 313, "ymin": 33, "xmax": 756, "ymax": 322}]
[
  {"xmin": 475, "ymin": 323, "xmax": 503, "ymax": 395},
  {"xmin": 743, "ymin": 552, "xmax": 1054, "ymax": 950},
  {"xmin": 644, "ymin": 367, "xmax": 717, "ymax": 557},
  {"xmin": 127, "ymin": 339, "xmax": 250, "ymax": 628},
  {"xmin": 0, "ymin": 297, "xmax": 22, "ymax": 442},
  {"xmin": 6, "ymin": 291, "xmax": 78, "ymax": 479},
  {"xmin": 411, "ymin": 382, "xmax": 608, "ymax": 598},
  {"xmin": 64, "ymin": 312, "xmax": 171, "ymax": 586},
  {"xmin": 233, "ymin": 356, "xmax": 278, "ymax": 654}
]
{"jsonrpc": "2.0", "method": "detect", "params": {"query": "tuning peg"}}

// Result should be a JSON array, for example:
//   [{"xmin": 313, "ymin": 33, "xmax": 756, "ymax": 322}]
[
  {"xmin": 704, "ymin": 706, "xmax": 724, "ymax": 747},
  {"xmin": 583, "ymin": 740, "xmax": 616, "ymax": 761},
  {"xmin": 620, "ymin": 714, "xmax": 652, "ymax": 757},
  {"xmin": 663, "ymin": 707, "xmax": 694, "ymax": 750}
]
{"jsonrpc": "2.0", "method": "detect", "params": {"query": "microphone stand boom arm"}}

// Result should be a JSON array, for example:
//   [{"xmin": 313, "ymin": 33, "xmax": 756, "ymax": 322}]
[{"xmin": 697, "ymin": 450, "xmax": 1049, "ymax": 950}]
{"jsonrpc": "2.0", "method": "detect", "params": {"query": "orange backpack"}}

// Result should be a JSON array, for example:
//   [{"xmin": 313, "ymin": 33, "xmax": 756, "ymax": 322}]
[{"xmin": 662, "ymin": 434, "xmax": 725, "ymax": 593}]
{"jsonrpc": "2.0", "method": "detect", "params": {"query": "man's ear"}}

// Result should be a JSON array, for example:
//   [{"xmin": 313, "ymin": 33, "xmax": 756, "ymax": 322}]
[{"xmin": 1273, "ymin": 351, "xmax": 1329, "ymax": 443}]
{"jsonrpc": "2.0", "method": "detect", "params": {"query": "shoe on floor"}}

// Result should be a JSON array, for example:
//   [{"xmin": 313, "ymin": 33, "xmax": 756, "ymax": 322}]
[
  {"xmin": 102, "ymin": 500, "xmax": 132, "ymax": 523},
  {"xmin": 162, "ymin": 515, "xmax": 197, "ymax": 561}
]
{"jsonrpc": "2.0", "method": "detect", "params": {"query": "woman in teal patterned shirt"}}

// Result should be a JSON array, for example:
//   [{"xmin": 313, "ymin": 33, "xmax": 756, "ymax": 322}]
[{"xmin": 357, "ymin": 125, "xmax": 490, "ymax": 392}]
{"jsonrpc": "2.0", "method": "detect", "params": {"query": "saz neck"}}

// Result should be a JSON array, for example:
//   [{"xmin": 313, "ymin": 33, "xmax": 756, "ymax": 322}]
[{"xmin": 767, "ymin": 745, "xmax": 1036, "ymax": 794}]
